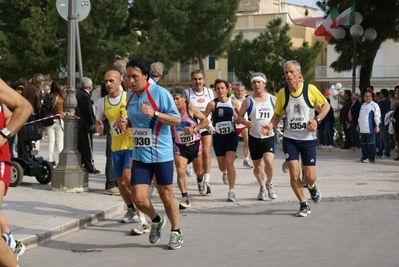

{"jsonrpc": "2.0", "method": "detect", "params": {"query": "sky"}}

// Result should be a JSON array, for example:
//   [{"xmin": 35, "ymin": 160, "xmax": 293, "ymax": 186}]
[{"xmin": 284, "ymin": 0, "xmax": 324, "ymax": 16}]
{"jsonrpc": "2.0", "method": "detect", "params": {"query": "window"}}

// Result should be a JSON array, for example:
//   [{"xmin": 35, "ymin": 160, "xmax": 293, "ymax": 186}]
[{"xmin": 208, "ymin": 56, "xmax": 217, "ymax": 70}]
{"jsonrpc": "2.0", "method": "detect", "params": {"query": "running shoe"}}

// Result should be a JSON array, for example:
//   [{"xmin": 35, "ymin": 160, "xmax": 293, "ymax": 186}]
[
  {"xmin": 168, "ymin": 231, "xmax": 184, "ymax": 250},
  {"xmin": 222, "ymin": 172, "xmax": 228, "ymax": 185},
  {"xmin": 206, "ymin": 183, "xmax": 212, "ymax": 194},
  {"xmin": 179, "ymin": 197, "xmax": 190, "ymax": 209},
  {"xmin": 148, "ymin": 183, "xmax": 155, "ymax": 198},
  {"xmin": 296, "ymin": 202, "xmax": 311, "ymax": 217},
  {"xmin": 197, "ymin": 178, "xmax": 207, "ymax": 196},
  {"xmin": 301, "ymin": 175, "xmax": 308, "ymax": 188},
  {"xmin": 308, "ymin": 183, "xmax": 321, "ymax": 204},
  {"xmin": 257, "ymin": 187, "xmax": 267, "ymax": 200},
  {"xmin": 186, "ymin": 165, "xmax": 193, "ymax": 177},
  {"xmin": 243, "ymin": 159, "xmax": 253, "ymax": 168},
  {"xmin": 266, "ymin": 183, "xmax": 277, "ymax": 199},
  {"xmin": 282, "ymin": 161, "xmax": 288, "ymax": 173},
  {"xmin": 121, "ymin": 208, "xmax": 137, "ymax": 223},
  {"xmin": 227, "ymin": 190, "xmax": 236, "ymax": 202},
  {"xmin": 149, "ymin": 216, "xmax": 166, "ymax": 244},
  {"xmin": 131, "ymin": 223, "xmax": 150, "ymax": 235},
  {"xmin": 14, "ymin": 240, "xmax": 25, "ymax": 261}
]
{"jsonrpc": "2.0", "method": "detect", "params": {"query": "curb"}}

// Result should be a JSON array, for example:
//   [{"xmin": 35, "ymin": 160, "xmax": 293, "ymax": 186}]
[{"xmin": 20, "ymin": 202, "xmax": 125, "ymax": 250}]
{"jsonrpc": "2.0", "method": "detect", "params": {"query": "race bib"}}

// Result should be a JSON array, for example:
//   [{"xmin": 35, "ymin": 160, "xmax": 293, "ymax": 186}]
[
  {"xmin": 287, "ymin": 121, "xmax": 307, "ymax": 130},
  {"xmin": 110, "ymin": 120, "xmax": 124, "ymax": 136},
  {"xmin": 255, "ymin": 106, "xmax": 271, "ymax": 120},
  {"xmin": 132, "ymin": 128, "xmax": 152, "ymax": 147},
  {"xmin": 176, "ymin": 131, "xmax": 195, "ymax": 144},
  {"xmin": 215, "ymin": 121, "xmax": 233, "ymax": 134}
]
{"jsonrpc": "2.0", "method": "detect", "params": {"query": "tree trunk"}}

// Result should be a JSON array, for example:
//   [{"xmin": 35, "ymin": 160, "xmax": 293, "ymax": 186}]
[
  {"xmin": 359, "ymin": 40, "xmax": 381, "ymax": 98},
  {"xmin": 197, "ymin": 54, "xmax": 205, "ymax": 72}
]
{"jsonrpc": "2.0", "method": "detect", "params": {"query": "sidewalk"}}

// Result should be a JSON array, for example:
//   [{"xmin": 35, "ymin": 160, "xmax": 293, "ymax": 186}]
[{"xmin": 3, "ymin": 136, "xmax": 398, "ymax": 251}]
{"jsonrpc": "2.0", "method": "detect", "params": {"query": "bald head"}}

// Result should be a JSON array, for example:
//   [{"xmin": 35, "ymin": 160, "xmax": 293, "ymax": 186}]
[{"xmin": 104, "ymin": 70, "xmax": 122, "ymax": 97}]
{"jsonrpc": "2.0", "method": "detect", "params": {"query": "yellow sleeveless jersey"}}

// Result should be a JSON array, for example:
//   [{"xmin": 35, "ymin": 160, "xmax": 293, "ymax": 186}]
[{"xmin": 104, "ymin": 91, "xmax": 133, "ymax": 152}]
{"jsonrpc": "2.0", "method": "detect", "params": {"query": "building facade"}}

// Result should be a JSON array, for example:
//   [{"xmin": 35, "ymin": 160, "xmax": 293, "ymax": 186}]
[{"xmin": 162, "ymin": 1, "xmax": 322, "ymax": 87}]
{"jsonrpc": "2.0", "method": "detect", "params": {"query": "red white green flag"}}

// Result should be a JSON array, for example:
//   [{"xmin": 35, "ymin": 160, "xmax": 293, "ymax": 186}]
[
  {"xmin": 330, "ymin": 6, "xmax": 355, "ymax": 28},
  {"xmin": 314, "ymin": 8, "xmax": 340, "ymax": 42}
]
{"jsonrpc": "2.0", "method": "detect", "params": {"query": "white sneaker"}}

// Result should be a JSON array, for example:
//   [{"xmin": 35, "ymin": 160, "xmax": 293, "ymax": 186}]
[
  {"xmin": 227, "ymin": 190, "xmax": 236, "ymax": 202},
  {"xmin": 266, "ymin": 183, "xmax": 277, "ymax": 199},
  {"xmin": 186, "ymin": 165, "xmax": 193, "ymax": 177},
  {"xmin": 222, "ymin": 172, "xmax": 228, "ymax": 185},
  {"xmin": 243, "ymin": 159, "xmax": 253, "ymax": 168},
  {"xmin": 327, "ymin": 145, "xmax": 333, "ymax": 149},
  {"xmin": 121, "ymin": 208, "xmax": 137, "ymax": 223},
  {"xmin": 130, "ymin": 223, "xmax": 150, "ymax": 235},
  {"xmin": 282, "ymin": 161, "xmax": 288, "ymax": 173},
  {"xmin": 148, "ymin": 183, "xmax": 155, "ymax": 198},
  {"xmin": 179, "ymin": 197, "xmax": 191, "ymax": 209},
  {"xmin": 257, "ymin": 187, "xmax": 267, "ymax": 200}
]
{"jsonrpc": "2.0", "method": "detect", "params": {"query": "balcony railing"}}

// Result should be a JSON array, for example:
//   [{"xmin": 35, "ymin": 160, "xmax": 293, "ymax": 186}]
[{"xmin": 315, "ymin": 65, "xmax": 399, "ymax": 80}]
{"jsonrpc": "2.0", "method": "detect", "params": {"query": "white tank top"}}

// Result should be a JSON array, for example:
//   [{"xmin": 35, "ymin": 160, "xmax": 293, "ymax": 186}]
[
  {"xmin": 247, "ymin": 94, "xmax": 275, "ymax": 139},
  {"xmin": 185, "ymin": 87, "xmax": 214, "ymax": 132}
]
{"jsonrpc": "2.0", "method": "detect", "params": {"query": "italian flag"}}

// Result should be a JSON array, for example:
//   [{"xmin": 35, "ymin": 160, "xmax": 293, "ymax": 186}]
[
  {"xmin": 314, "ymin": 8, "xmax": 339, "ymax": 42},
  {"xmin": 330, "ymin": 6, "xmax": 355, "ymax": 28}
]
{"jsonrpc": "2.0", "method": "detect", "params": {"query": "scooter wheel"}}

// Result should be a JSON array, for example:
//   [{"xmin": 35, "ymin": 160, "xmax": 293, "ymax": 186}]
[
  {"xmin": 36, "ymin": 160, "xmax": 53, "ymax": 184},
  {"xmin": 10, "ymin": 161, "xmax": 24, "ymax": 187}
]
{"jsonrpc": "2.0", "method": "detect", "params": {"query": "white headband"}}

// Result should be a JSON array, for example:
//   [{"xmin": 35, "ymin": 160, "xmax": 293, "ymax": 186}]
[{"xmin": 251, "ymin": 76, "xmax": 266, "ymax": 83}]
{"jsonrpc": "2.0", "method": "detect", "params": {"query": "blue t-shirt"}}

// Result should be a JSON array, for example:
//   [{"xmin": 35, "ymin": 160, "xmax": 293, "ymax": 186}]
[{"xmin": 126, "ymin": 83, "xmax": 180, "ymax": 163}]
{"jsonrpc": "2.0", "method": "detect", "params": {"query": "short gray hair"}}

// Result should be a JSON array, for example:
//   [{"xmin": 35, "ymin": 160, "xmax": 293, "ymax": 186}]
[
  {"xmin": 283, "ymin": 60, "xmax": 301, "ymax": 71},
  {"xmin": 113, "ymin": 60, "xmax": 127, "ymax": 75},
  {"xmin": 150, "ymin": 62, "xmax": 164, "ymax": 77},
  {"xmin": 81, "ymin": 77, "xmax": 93, "ymax": 89}
]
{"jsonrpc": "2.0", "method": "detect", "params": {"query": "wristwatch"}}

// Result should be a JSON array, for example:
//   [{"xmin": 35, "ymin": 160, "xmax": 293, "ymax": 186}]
[
  {"xmin": 0, "ymin": 127, "xmax": 11, "ymax": 140},
  {"xmin": 153, "ymin": 111, "xmax": 159, "ymax": 119},
  {"xmin": 315, "ymin": 117, "xmax": 322, "ymax": 124}
]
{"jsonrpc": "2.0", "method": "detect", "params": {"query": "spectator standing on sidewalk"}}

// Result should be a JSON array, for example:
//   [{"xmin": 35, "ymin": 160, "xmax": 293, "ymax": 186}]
[
  {"xmin": 349, "ymin": 93, "xmax": 361, "ymax": 150},
  {"xmin": 339, "ymin": 90, "xmax": 352, "ymax": 149},
  {"xmin": 118, "ymin": 58, "xmax": 183, "ymax": 250},
  {"xmin": 19, "ymin": 73, "xmax": 44, "ymax": 158},
  {"xmin": 204, "ymin": 79, "xmax": 240, "ymax": 202},
  {"xmin": 0, "ymin": 78, "xmax": 32, "ymax": 264},
  {"xmin": 149, "ymin": 62, "xmax": 164, "ymax": 84},
  {"xmin": 261, "ymin": 60, "xmax": 329, "ymax": 217},
  {"xmin": 356, "ymin": 89, "xmax": 381, "ymax": 163},
  {"xmin": 45, "ymin": 81, "xmax": 65, "ymax": 166},
  {"xmin": 170, "ymin": 88, "xmax": 209, "ymax": 209},
  {"xmin": 324, "ymin": 98, "xmax": 335, "ymax": 149},
  {"xmin": 237, "ymin": 73, "xmax": 278, "ymax": 201},
  {"xmin": 376, "ymin": 89, "xmax": 391, "ymax": 158},
  {"xmin": 76, "ymin": 77, "xmax": 100, "ymax": 174}
]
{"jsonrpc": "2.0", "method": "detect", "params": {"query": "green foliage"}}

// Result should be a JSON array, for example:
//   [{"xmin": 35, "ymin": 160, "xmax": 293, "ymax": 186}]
[
  {"xmin": 316, "ymin": 0, "xmax": 399, "ymax": 94},
  {"xmin": 227, "ymin": 18, "xmax": 323, "ymax": 94},
  {"xmin": 130, "ymin": 0, "xmax": 240, "ymax": 72},
  {"xmin": 0, "ymin": 0, "xmax": 138, "ymax": 84}
]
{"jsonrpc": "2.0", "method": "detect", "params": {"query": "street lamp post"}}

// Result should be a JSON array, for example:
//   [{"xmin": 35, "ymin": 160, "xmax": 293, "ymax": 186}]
[
  {"xmin": 52, "ymin": 0, "xmax": 87, "ymax": 192},
  {"xmin": 332, "ymin": 12, "xmax": 377, "ymax": 94}
]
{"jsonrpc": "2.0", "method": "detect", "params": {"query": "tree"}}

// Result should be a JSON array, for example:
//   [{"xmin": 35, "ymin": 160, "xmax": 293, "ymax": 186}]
[
  {"xmin": 316, "ymin": 0, "xmax": 399, "ymax": 95},
  {"xmin": 0, "ymin": 1, "xmax": 60, "ymax": 82},
  {"xmin": 0, "ymin": 0, "xmax": 138, "ymax": 84},
  {"xmin": 131, "ymin": 0, "xmax": 241, "ymax": 72},
  {"xmin": 227, "ymin": 18, "xmax": 323, "ymax": 93}
]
